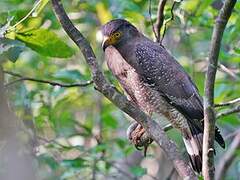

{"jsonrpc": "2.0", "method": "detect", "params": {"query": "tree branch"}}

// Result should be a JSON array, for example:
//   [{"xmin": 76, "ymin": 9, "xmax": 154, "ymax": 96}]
[
  {"xmin": 217, "ymin": 105, "xmax": 240, "ymax": 119},
  {"xmin": 160, "ymin": 0, "xmax": 180, "ymax": 44},
  {"xmin": 4, "ymin": 70, "xmax": 93, "ymax": 88},
  {"xmin": 148, "ymin": 0, "xmax": 158, "ymax": 40},
  {"xmin": 203, "ymin": 0, "xmax": 236, "ymax": 179},
  {"xmin": 154, "ymin": 0, "xmax": 167, "ymax": 43},
  {"xmin": 215, "ymin": 130, "xmax": 240, "ymax": 180},
  {"xmin": 215, "ymin": 97, "xmax": 240, "ymax": 108},
  {"xmin": 218, "ymin": 64, "xmax": 239, "ymax": 80},
  {"xmin": 51, "ymin": 0, "xmax": 196, "ymax": 178}
]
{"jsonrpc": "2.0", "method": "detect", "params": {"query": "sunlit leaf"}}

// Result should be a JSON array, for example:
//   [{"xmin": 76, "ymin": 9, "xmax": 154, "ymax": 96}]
[
  {"xmin": 96, "ymin": 2, "xmax": 112, "ymax": 25},
  {"xmin": 15, "ymin": 29, "xmax": 75, "ymax": 58}
]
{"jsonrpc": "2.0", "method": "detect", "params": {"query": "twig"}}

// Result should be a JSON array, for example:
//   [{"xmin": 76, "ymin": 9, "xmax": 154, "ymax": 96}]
[
  {"xmin": 215, "ymin": 131, "xmax": 240, "ymax": 180},
  {"xmin": 37, "ymin": 135, "xmax": 70, "ymax": 149},
  {"xmin": 160, "ymin": 0, "xmax": 181, "ymax": 44},
  {"xmin": 106, "ymin": 161, "xmax": 135, "ymax": 179},
  {"xmin": 3, "ymin": 70, "xmax": 93, "ymax": 87},
  {"xmin": 217, "ymin": 105, "xmax": 240, "ymax": 119},
  {"xmin": 154, "ymin": 0, "xmax": 168, "ymax": 43},
  {"xmin": 51, "ymin": 0, "xmax": 196, "ymax": 178},
  {"xmin": 218, "ymin": 64, "xmax": 238, "ymax": 80},
  {"xmin": 149, "ymin": 0, "xmax": 158, "ymax": 40},
  {"xmin": 225, "ymin": 128, "xmax": 240, "ymax": 140},
  {"xmin": 202, "ymin": 0, "xmax": 236, "ymax": 179},
  {"xmin": 7, "ymin": 0, "xmax": 43, "ymax": 32},
  {"xmin": 215, "ymin": 97, "xmax": 240, "ymax": 107}
]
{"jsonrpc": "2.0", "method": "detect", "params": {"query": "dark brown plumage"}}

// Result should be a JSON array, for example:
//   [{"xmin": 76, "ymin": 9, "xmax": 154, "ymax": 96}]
[{"xmin": 101, "ymin": 19, "xmax": 225, "ymax": 173}]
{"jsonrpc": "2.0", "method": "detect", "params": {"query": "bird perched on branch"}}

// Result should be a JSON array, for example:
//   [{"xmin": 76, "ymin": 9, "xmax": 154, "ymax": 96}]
[{"xmin": 101, "ymin": 19, "xmax": 225, "ymax": 173}]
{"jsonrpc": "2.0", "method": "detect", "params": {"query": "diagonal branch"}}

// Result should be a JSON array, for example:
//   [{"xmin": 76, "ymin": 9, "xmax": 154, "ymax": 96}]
[
  {"xmin": 217, "ymin": 105, "xmax": 240, "ymax": 119},
  {"xmin": 215, "ymin": 97, "xmax": 240, "ymax": 107},
  {"xmin": 160, "ymin": 0, "xmax": 180, "ymax": 44},
  {"xmin": 51, "ymin": 0, "xmax": 196, "ymax": 178},
  {"xmin": 218, "ymin": 64, "xmax": 239, "ymax": 80},
  {"xmin": 149, "ymin": 0, "xmax": 158, "ymax": 40},
  {"xmin": 4, "ymin": 70, "xmax": 93, "ymax": 87},
  {"xmin": 202, "ymin": 0, "xmax": 236, "ymax": 179}
]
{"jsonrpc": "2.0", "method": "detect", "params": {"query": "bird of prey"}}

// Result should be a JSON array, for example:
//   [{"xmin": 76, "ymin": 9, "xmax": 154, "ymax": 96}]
[{"xmin": 101, "ymin": 19, "xmax": 225, "ymax": 173}]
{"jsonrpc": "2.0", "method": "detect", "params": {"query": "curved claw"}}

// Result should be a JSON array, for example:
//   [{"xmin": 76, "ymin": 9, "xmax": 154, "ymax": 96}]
[
  {"xmin": 143, "ymin": 145, "xmax": 148, "ymax": 157},
  {"xmin": 135, "ymin": 144, "xmax": 143, "ymax": 151}
]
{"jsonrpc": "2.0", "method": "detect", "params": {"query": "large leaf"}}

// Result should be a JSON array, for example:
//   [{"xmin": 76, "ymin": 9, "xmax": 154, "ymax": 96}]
[{"xmin": 15, "ymin": 29, "xmax": 75, "ymax": 58}]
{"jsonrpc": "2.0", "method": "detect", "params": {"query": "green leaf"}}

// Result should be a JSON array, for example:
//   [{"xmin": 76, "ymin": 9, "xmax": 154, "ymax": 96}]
[
  {"xmin": 234, "ymin": 47, "xmax": 240, "ymax": 54},
  {"xmin": 129, "ymin": 166, "xmax": 147, "ymax": 177},
  {"xmin": 0, "ymin": 38, "xmax": 25, "ymax": 62},
  {"xmin": 61, "ymin": 158, "xmax": 87, "ymax": 168},
  {"xmin": 15, "ymin": 29, "xmax": 75, "ymax": 58},
  {"xmin": 38, "ymin": 154, "xmax": 59, "ymax": 170},
  {"xmin": 101, "ymin": 111, "xmax": 118, "ymax": 129}
]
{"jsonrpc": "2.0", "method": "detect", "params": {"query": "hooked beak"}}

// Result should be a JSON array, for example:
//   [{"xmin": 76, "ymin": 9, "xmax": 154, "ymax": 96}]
[{"xmin": 102, "ymin": 35, "xmax": 110, "ymax": 51}]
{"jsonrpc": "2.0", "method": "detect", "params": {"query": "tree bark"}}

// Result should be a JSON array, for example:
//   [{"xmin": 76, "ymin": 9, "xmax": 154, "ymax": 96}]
[{"xmin": 203, "ymin": 0, "xmax": 236, "ymax": 179}]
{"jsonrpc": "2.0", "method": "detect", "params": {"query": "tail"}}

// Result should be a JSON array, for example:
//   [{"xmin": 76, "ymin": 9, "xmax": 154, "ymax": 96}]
[
  {"xmin": 183, "ymin": 123, "xmax": 203, "ymax": 173},
  {"xmin": 183, "ymin": 123, "xmax": 225, "ymax": 173}
]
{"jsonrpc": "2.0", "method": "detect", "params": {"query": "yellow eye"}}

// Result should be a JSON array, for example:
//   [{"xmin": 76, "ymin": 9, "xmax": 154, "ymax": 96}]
[{"xmin": 114, "ymin": 32, "xmax": 121, "ymax": 37}]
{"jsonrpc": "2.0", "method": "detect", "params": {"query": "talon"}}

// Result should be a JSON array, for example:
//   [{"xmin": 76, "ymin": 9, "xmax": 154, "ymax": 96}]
[
  {"xmin": 127, "ymin": 122, "xmax": 153, "ymax": 157},
  {"xmin": 143, "ymin": 145, "xmax": 148, "ymax": 157}
]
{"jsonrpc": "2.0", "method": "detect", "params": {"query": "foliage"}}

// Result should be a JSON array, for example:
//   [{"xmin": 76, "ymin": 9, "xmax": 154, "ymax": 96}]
[{"xmin": 0, "ymin": 0, "xmax": 239, "ymax": 179}]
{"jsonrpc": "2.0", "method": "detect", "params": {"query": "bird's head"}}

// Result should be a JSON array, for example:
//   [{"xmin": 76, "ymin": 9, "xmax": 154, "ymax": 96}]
[{"xmin": 101, "ymin": 19, "xmax": 139, "ymax": 51}]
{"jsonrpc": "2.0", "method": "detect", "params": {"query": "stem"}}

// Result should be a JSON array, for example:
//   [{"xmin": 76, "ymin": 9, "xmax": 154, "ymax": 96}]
[
  {"xmin": 4, "ymin": 70, "xmax": 93, "ymax": 87},
  {"xmin": 8, "ymin": 0, "xmax": 43, "ymax": 31}
]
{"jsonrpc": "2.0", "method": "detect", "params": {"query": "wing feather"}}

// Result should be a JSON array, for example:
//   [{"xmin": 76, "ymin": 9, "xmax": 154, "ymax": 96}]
[{"xmin": 135, "ymin": 42, "xmax": 203, "ymax": 120}]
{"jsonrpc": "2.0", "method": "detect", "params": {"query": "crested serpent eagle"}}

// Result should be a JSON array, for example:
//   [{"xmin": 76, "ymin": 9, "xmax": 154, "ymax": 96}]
[{"xmin": 101, "ymin": 19, "xmax": 225, "ymax": 173}]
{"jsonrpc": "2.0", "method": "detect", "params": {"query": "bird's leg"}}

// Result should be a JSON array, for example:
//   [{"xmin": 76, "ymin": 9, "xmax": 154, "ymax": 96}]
[{"xmin": 127, "ymin": 122, "xmax": 153, "ymax": 156}]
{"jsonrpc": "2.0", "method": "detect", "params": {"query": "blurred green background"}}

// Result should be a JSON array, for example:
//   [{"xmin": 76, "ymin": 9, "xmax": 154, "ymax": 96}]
[{"xmin": 0, "ymin": 0, "xmax": 240, "ymax": 179}]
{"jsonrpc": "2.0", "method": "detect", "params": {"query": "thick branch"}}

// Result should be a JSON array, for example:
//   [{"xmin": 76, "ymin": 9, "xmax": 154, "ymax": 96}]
[
  {"xmin": 215, "ymin": 131, "xmax": 240, "ymax": 180},
  {"xmin": 51, "ymin": 0, "xmax": 196, "ymax": 178},
  {"xmin": 4, "ymin": 70, "xmax": 93, "ymax": 88},
  {"xmin": 202, "ymin": 0, "xmax": 236, "ymax": 179},
  {"xmin": 154, "ymin": 0, "xmax": 167, "ymax": 43}
]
